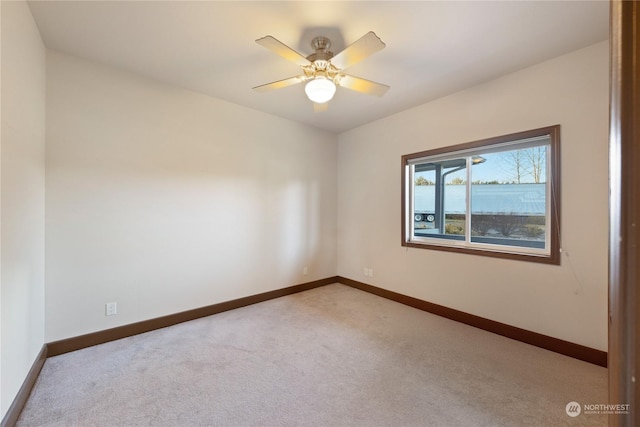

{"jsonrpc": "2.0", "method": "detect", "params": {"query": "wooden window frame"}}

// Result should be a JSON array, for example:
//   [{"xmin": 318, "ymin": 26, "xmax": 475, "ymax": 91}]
[{"xmin": 401, "ymin": 125, "xmax": 561, "ymax": 265}]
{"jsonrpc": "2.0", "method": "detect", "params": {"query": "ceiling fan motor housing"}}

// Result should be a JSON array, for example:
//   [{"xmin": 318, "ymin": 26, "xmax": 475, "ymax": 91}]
[{"xmin": 307, "ymin": 36, "xmax": 334, "ymax": 64}]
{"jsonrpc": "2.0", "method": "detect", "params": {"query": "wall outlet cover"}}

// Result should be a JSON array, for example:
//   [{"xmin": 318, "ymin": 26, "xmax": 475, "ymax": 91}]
[{"xmin": 105, "ymin": 302, "xmax": 117, "ymax": 316}]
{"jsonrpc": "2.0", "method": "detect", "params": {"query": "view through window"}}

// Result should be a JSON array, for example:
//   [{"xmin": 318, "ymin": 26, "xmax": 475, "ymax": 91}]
[{"xmin": 402, "ymin": 126, "xmax": 561, "ymax": 264}]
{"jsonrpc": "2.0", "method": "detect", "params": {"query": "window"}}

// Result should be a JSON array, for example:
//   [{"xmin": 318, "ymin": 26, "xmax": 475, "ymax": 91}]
[{"xmin": 401, "ymin": 125, "xmax": 560, "ymax": 264}]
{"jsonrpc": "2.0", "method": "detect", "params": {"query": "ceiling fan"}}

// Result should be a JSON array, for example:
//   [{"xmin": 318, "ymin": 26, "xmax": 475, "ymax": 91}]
[{"xmin": 253, "ymin": 31, "xmax": 390, "ymax": 112}]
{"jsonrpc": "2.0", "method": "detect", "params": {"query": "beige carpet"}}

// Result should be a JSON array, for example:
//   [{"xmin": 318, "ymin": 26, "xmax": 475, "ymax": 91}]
[{"xmin": 17, "ymin": 283, "xmax": 607, "ymax": 426}]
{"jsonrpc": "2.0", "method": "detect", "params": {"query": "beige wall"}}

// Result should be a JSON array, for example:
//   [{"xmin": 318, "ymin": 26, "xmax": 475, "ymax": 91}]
[
  {"xmin": 0, "ymin": 0, "xmax": 47, "ymax": 416},
  {"xmin": 337, "ymin": 41, "xmax": 609, "ymax": 351},
  {"xmin": 45, "ymin": 51, "xmax": 338, "ymax": 342}
]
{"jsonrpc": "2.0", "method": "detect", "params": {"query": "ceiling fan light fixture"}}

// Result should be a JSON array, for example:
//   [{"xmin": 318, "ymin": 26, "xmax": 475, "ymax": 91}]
[
  {"xmin": 254, "ymin": 32, "xmax": 389, "ymax": 109},
  {"xmin": 304, "ymin": 77, "xmax": 336, "ymax": 104}
]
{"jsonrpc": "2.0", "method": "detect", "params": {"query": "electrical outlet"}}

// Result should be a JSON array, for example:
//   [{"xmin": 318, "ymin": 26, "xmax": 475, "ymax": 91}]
[
  {"xmin": 303, "ymin": 266, "xmax": 308, "ymax": 275},
  {"xmin": 368, "ymin": 268, "xmax": 374, "ymax": 277},
  {"xmin": 105, "ymin": 302, "xmax": 117, "ymax": 316},
  {"xmin": 363, "ymin": 267, "xmax": 369, "ymax": 276}
]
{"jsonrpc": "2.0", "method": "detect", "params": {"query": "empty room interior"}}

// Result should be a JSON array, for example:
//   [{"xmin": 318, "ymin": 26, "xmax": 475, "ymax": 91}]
[{"xmin": 1, "ymin": 0, "xmax": 626, "ymax": 425}]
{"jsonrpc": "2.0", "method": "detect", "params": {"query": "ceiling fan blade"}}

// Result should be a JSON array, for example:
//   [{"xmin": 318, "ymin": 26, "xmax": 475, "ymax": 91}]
[
  {"xmin": 336, "ymin": 74, "xmax": 390, "ymax": 97},
  {"xmin": 330, "ymin": 31, "xmax": 386, "ymax": 70},
  {"xmin": 252, "ymin": 76, "xmax": 306, "ymax": 92},
  {"xmin": 313, "ymin": 102, "xmax": 329, "ymax": 113},
  {"xmin": 256, "ymin": 36, "xmax": 312, "ymax": 67}
]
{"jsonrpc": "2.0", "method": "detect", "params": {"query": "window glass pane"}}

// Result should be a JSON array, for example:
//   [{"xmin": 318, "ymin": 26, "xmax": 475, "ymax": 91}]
[
  {"xmin": 413, "ymin": 169, "xmax": 436, "ymax": 229},
  {"xmin": 470, "ymin": 146, "xmax": 547, "ymax": 249},
  {"xmin": 413, "ymin": 158, "xmax": 466, "ymax": 241},
  {"xmin": 443, "ymin": 164, "xmax": 466, "ymax": 239},
  {"xmin": 401, "ymin": 125, "xmax": 559, "ymax": 264}
]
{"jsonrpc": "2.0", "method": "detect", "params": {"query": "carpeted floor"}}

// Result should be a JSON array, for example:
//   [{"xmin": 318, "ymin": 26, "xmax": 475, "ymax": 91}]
[{"xmin": 17, "ymin": 283, "xmax": 607, "ymax": 426}]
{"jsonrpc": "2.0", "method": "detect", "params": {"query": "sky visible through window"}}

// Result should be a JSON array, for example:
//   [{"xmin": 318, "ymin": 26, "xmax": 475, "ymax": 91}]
[{"xmin": 415, "ymin": 150, "xmax": 547, "ymax": 185}]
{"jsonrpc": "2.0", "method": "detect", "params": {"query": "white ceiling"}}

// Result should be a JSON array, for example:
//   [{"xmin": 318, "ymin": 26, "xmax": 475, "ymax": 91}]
[{"xmin": 27, "ymin": 1, "xmax": 609, "ymax": 134}]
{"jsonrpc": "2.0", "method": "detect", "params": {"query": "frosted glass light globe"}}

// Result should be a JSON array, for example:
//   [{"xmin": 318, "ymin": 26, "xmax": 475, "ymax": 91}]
[{"xmin": 304, "ymin": 78, "xmax": 336, "ymax": 103}]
